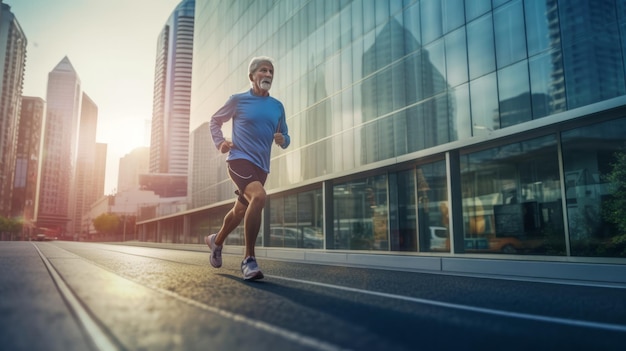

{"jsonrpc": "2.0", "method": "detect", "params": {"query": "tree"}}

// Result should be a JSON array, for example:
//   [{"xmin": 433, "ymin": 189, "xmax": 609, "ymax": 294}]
[
  {"xmin": 92, "ymin": 213, "xmax": 120, "ymax": 236},
  {"xmin": 0, "ymin": 216, "xmax": 22, "ymax": 240},
  {"xmin": 603, "ymin": 151, "xmax": 626, "ymax": 256}
]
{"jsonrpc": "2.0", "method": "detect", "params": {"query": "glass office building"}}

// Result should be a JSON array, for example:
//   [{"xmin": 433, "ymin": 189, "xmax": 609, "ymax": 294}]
[{"xmin": 138, "ymin": 0, "xmax": 626, "ymax": 280}]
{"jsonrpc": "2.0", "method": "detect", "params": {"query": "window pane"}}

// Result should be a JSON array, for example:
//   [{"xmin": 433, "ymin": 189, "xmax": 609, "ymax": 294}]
[
  {"xmin": 298, "ymin": 189, "xmax": 324, "ymax": 249},
  {"xmin": 421, "ymin": 0, "xmax": 443, "ymax": 44},
  {"xmin": 423, "ymin": 39, "xmax": 447, "ymax": 98},
  {"xmin": 561, "ymin": 117, "xmax": 626, "ymax": 258},
  {"xmin": 403, "ymin": 1, "xmax": 421, "ymax": 45},
  {"xmin": 333, "ymin": 175, "xmax": 389, "ymax": 250},
  {"xmin": 524, "ymin": 0, "xmax": 553, "ymax": 56},
  {"xmin": 498, "ymin": 60, "xmax": 531, "ymax": 128},
  {"xmin": 529, "ymin": 52, "xmax": 566, "ymax": 118},
  {"xmin": 417, "ymin": 161, "xmax": 450, "ymax": 253},
  {"xmin": 470, "ymin": 72, "xmax": 498, "ymax": 135},
  {"xmin": 450, "ymin": 83, "xmax": 471, "ymax": 141},
  {"xmin": 406, "ymin": 104, "xmax": 424, "ymax": 153},
  {"xmin": 445, "ymin": 27, "xmax": 468, "ymax": 87},
  {"xmin": 443, "ymin": 0, "xmax": 465, "ymax": 33},
  {"xmin": 494, "ymin": 0, "xmax": 526, "ymax": 68},
  {"xmin": 461, "ymin": 135, "xmax": 566, "ymax": 255},
  {"xmin": 465, "ymin": 0, "xmax": 491, "ymax": 22},
  {"xmin": 467, "ymin": 14, "xmax": 495, "ymax": 79},
  {"xmin": 396, "ymin": 169, "xmax": 418, "ymax": 251}
]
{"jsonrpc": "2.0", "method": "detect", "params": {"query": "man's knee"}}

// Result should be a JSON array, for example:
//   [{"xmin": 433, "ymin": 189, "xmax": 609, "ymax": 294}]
[{"xmin": 245, "ymin": 182, "xmax": 266, "ymax": 205}]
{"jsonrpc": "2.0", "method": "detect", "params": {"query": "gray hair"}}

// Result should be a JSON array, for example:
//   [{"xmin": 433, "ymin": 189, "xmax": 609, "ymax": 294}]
[{"xmin": 248, "ymin": 56, "xmax": 274, "ymax": 75}]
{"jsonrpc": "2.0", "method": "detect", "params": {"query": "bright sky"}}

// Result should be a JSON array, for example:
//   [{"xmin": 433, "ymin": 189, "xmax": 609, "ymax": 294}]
[{"xmin": 7, "ymin": 0, "xmax": 183, "ymax": 195}]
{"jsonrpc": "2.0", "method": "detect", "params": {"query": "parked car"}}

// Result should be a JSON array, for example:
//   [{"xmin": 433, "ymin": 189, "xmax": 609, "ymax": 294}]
[{"xmin": 269, "ymin": 227, "xmax": 323, "ymax": 249}]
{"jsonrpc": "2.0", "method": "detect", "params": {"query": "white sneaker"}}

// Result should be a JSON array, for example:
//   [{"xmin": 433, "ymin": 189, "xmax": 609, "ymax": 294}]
[
  {"xmin": 241, "ymin": 256, "xmax": 264, "ymax": 280},
  {"xmin": 205, "ymin": 234, "xmax": 222, "ymax": 268}
]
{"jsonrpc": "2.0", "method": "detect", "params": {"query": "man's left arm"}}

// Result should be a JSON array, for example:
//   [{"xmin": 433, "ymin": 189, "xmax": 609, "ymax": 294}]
[{"xmin": 274, "ymin": 107, "xmax": 290, "ymax": 149}]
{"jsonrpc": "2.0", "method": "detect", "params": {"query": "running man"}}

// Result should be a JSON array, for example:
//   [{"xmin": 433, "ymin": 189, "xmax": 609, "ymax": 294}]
[{"xmin": 206, "ymin": 56, "xmax": 290, "ymax": 280}]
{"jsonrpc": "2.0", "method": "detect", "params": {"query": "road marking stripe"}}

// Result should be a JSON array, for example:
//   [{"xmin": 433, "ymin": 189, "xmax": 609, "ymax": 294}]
[
  {"xmin": 143, "ymin": 283, "xmax": 351, "ymax": 351},
  {"xmin": 269, "ymin": 275, "xmax": 626, "ymax": 333},
  {"xmin": 39, "ymin": 243, "xmax": 351, "ymax": 351},
  {"xmin": 33, "ymin": 243, "xmax": 120, "ymax": 351}
]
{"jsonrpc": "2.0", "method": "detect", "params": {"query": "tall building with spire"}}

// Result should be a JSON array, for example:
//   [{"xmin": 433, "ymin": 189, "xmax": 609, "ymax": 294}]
[
  {"xmin": 148, "ymin": 0, "xmax": 194, "ymax": 180},
  {"xmin": 36, "ymin": 57, "xmax": 82, "ymax": 236},
  {"xmin": 0, "ymin": 3, "xmax": 27, "ymax": 217}
]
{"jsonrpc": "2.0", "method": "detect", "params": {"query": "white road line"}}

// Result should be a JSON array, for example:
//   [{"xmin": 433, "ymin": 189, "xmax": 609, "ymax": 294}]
[
  {"xmin": 39, "ymin": 244, "xmax": 351, "ymax": 351},
  {"xmin": 268, "ymin": 275, "xmax": 626, "ymax": 333},
  {"xmin": 33, "ymin": 243, "xmax": 120, "ymax": 351},
  {"xmin": 145, "ymin": 283, "xmax": 352, "ymax": 351}
]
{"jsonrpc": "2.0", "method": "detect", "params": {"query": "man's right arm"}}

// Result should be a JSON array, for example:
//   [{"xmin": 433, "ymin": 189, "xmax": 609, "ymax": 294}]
[{"xmin": 210, "ymin": 95, "xmax": 237, "ymax": 149}]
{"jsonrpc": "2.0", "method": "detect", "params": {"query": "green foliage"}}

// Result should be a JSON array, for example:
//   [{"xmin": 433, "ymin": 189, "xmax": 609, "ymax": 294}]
[
  {"xmin": 604, "ymin": 152, "xmax": 626, "ymax": 231},
  {"xmin": 0, "ymin": 216, "xmax": 22, "ymax": 233},
  {"xmin": 602, "ymin": 151, "xmax": 626, "ymax": 256},
  {"xmin": 92, "ymin": 213, "xmax": 120, "ymax": 235}
]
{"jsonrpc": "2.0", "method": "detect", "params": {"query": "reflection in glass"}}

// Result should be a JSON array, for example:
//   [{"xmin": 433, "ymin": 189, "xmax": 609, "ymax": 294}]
[
  {"xmin": 529, "ymin": 52, "xmax": 565, "ymax": 119},
  {"xmin": 443, "ymin": 0, "xmax": 465, "ymax": 33},
  {"xmin": 559, "ymin": 1, "xmax": 625, "ymax": 109},
  {"xmin": 494, "ymin": 0, "xmax": 526, "ymax": 68},
  {"xmin": 467, "ymin": 13, "xmax": 495, "ymax": 79},
  {"xmin": 465, "ymin": 0, "xmax": 491, "ymax": 22},
  {"xmin": 445, "ymin": 27, "xmax": 468, "ymax": 87},
  {"xmin": 396, "ymin": 169, "xmax": 417, "ymax": 251},
  {"xmin": 461, "ymin": 135, "xmax": 566, "ymax": 255},
  {"xmin": 333, "ymin": 175, "xmax": 389, "ymax": 250},
  {"xmin": 416, "ymin": 161, "xmax": 449, "ymax": 252},
  {"xmin": 498, "ymin": 61, "xmax": 531, "ymax": 128},
  {"xmin": 470, "ymin": 72, "xmax": 498, "ymax": 135},
  {"xmin": 524, "ymin": 0, "xmax": 555, "ymax": 56},
  {"xmin": 450, "ymin": 83, "xmax": 470, "ymax": 141},
  {"xmin": 361, "ymin": 17, "xmax": 449, "ymax": 162},
  {"xmin": 403, "ymin": 1, "xmax": 421, "ymax": 45},
  {"xmin": 421, "ymin": 0, "xmax": 443, "ymax": 45},
  {"xmin": 269, "ymin": 189, "xmax": 324, "ymax": 249},
  {"xmin": 561, "ymin": 117, "xmax": 626, "ymax": 257}
]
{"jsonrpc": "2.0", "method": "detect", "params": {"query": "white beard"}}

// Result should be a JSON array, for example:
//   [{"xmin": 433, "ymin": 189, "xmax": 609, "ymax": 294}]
[{"xmin": 260, "ymin": 81, "xmax": 271, "ymax": 90}]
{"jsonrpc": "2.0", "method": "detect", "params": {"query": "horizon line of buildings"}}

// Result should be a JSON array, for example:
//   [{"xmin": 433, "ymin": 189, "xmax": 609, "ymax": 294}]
[{"xmin": 0, "ymin": 0, "xmax": 194, "ymax": 240}]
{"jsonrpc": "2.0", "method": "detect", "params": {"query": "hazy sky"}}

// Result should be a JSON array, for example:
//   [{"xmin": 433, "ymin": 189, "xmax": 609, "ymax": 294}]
[{"xmin": 7, "ymin": 0, "xmax": 183, "ymax": 194}]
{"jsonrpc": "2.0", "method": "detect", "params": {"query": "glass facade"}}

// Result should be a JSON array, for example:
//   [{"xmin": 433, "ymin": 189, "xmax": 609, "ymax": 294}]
[{"xmin": 138, "ymin": 0, "xmax": 626, "ymax": 262}]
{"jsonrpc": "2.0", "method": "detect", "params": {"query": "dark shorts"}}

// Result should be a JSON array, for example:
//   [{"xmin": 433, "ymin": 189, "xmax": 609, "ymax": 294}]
[{"xmin": 227, "ymin": 159, "xmax": 268, "ymax": 206}]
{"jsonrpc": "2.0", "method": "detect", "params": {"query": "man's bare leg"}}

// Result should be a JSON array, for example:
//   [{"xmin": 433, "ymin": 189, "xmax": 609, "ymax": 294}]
[
  {"xmin": 242, "ymin": 181, "xmax": 266, "ymax": 258},
  {"xmin": 214, "ymin": 200, "xmax": 247, "ymax": 246}
]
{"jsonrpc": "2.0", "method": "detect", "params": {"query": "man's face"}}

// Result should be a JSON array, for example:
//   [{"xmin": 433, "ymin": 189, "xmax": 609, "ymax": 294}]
[{"xmin": 250, "ymin": 62, "xmax": 274, "ymax": 92}]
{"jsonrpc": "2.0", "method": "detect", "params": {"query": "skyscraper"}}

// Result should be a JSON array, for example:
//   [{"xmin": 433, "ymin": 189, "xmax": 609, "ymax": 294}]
[
  {"xmin": 37, "ymin": 56, "xmax": 82, "ymax": 236},
  {"xmin": 118, "ymin": 147, "xmax": 149, "ymax": 193},
  {"xmin": 0, "ymin": 3, "xmax": 27, "ymax": 217},
  {"xmin": 69, "ymin": 93, "xmax": 101, "ymax": 235},
  {"xmin": 12, "ymin": 97, "xmax": 44, "ymax": 239},
  {"xmin": 149, "ymin": 0, "xmax": 194, "ymax": 177}
]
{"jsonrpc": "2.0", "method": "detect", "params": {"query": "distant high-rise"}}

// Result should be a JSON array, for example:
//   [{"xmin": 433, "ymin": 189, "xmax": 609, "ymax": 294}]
[
  {"xmin": 69, "ymin": 93, "xmax": 100, "ymax": 235},
  {"xmin": 0, "ymin": 3, "xmax": 27, "ymax": 217},
  {"xmin": 12, "ymin": 97, "xmax": 44, "ymax": 237},
  {"xmin": 37, "ymin": 57, "xmax": 82, "ymax": 236},
  {"xmin": 94, "ymin": 143, "xmax": 107, "ymax": 196},
  {"xmin": 118, "ymin": 147, "xmax": 149, "ymax": 193},
  {"xmin": 149, "ymin": 0, "xmax": 194, "ymax": 178}
]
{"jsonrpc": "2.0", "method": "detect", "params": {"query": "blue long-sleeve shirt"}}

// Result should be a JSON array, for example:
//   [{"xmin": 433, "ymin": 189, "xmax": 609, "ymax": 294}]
[{"xmin": 210, "ymin": 89, "xmax": 290, "ymax": 173}]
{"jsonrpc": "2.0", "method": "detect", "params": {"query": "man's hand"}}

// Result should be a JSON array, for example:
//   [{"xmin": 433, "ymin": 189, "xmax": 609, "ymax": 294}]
[
  {"xmin": 219, "ymin": 140, "xmax": 233, "ymax": 153},
  {"xmin": 274, "ymin": 133, "xmax": 285, "ymax": 147}
]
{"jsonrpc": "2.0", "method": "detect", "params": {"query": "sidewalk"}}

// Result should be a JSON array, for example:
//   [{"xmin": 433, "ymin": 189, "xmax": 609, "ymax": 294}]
[{"xmin": 0, "ymin": 241, "xmax": 96, "ymax": 351}]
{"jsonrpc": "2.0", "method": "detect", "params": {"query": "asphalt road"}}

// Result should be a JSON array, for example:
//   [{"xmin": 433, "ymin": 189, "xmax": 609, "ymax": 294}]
[{"xmin": 1, "ymin": 241, "xmax": 625, "ymax": 351}]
